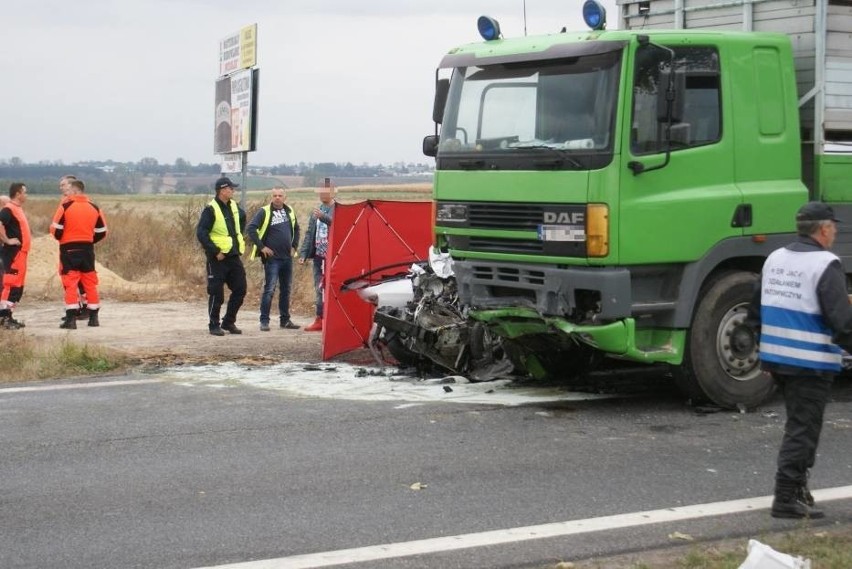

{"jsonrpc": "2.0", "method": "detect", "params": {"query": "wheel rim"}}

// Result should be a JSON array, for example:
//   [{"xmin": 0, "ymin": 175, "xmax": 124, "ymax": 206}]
[{"xmin": 716, "ymin": 303, "xmax": 761, "ymax": 381}]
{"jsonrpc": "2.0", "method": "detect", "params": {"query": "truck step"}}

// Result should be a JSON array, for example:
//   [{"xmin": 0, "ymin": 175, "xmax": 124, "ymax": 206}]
[{"xmin": 630, "ymin": 301, "xmax": 676, "ymax": 313}]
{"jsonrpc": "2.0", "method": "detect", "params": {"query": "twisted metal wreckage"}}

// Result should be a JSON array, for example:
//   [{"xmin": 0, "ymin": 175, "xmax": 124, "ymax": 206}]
[{"xmin": 350, "ymin": 248, "xmax": 598, "ymax": 383}]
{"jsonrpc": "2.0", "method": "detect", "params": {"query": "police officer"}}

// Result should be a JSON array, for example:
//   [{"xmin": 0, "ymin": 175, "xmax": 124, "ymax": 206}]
[
  {"xmin": 749, "ymin": 201, "xmax": 852, "ymax": 519},
  {"xmin": 196, "ymin": 177, "xmax": 247, "ymax": 336}
]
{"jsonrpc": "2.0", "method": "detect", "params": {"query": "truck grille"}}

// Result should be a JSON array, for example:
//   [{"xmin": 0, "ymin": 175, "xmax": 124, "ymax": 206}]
[
  {"xmin": 468, "ymin": 203, "xmax": 543, "ymax": 230},
  {"xmin": 471, "ymin": 264, "xmax": 547, "ymax": 287},
  {"xmin": 468, "ymin": 237, "xmax": 543, "ymax": 254},
  {"xmin": 439, "ymin": 202, "xmax": 588, "ymax": 258},
  {"xmin": 448, "ymin": 235, "xmax": 586, "ymax": 257}
]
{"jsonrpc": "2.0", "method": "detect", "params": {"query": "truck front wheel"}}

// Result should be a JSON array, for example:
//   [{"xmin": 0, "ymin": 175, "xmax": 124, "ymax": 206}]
[{"xmin": 674, "ymin": 271, "xmax": 774, "ymax": 409}]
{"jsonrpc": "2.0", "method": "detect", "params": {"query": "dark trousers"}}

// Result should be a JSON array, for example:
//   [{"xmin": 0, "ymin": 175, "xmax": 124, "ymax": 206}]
[
  {"xmin": 312, "ymin": 256, "xmax": 325, "ymax": 317},
  {"xmin": 259, "ymin": 257, "xmax": 293, "ymax": 325},
  {"xmin": 773, "ymin": 373, "xmax": 833, "ymax": 487},
  {"xmin": 206, "ymin": 255, "xmax": 246, "ymax": 328}
]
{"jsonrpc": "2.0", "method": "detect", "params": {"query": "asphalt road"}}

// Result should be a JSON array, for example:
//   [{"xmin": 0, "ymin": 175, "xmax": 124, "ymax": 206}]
[{"xmin": 2, "ymin": 370, "xmax": 852, "ymax": 569}]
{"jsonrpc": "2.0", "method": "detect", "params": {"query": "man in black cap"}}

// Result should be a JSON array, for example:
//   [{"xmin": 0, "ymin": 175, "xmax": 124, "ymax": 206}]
[
  {"xmin": 748, "ymin": 201, "xmax": 852, "ymax": 519},
  {"xmin": 196, "ymin": 177, "xmax": 247, "ymax": 335}
]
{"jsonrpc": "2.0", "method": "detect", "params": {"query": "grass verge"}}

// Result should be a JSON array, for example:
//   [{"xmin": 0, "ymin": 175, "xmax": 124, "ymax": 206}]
[
  {"xmin": 561, "ymin": 524, "xmax": 852, "ymax": 568},
  {"xmin": 0, "ymin": 331, "xmax": 127, "ymax": 382}
]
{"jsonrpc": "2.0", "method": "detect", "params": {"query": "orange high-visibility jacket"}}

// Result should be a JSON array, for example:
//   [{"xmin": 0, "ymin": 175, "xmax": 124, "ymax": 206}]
[
  {"xmin": 0, "ymin": 201, "xmax": 31, "ymax": 253},
  {"xmin": 50, "ymin": 194, "xmax": 107, "ymax": 245}
]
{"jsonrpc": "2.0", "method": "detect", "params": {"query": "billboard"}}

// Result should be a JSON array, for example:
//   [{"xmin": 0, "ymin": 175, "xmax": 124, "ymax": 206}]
[
  {"xmin": 214, "ymin": 68, "xmax": 259, "ymax": 154},
  {"xmin": 219, "ymin": 24, "xmax": 257, "ymax": 77}
]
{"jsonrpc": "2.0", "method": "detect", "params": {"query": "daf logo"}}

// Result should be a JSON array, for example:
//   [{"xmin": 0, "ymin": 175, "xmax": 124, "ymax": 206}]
[{"xmin": 543, "ymin": 211, "xmax": 584, "ymax": 224}]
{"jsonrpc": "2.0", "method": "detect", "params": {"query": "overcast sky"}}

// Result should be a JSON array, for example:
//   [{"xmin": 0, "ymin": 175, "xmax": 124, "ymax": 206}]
[{"xmin": 4, "ymin": 0, "xmax": 617, "ymax": 167}]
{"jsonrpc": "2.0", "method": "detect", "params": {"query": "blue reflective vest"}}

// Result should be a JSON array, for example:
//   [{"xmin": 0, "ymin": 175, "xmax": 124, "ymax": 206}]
[{"xmin": 759, "ymin": 247, "xmax": 843, "ymax": 372}]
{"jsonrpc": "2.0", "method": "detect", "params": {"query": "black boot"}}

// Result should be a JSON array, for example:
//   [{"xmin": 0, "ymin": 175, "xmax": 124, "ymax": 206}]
[
  {"xmin": 88, "ymin": 308, "xmax": 99, "ymax": 327},
  {"xmin": 0, "ymin": 309, "xmax": 23, "ymax": 329},
  {"xmin": 800, "ymin": 471, "xmax": 815, "ymax": 507},
  {"xmin": 3, "ymin": 313, "xmax": 24, "ymax": 329},
  {"xmin": 771, "ymin": 481, "xmax": 824, "ymax": 519},
  {"xmin": 59, "ymin": 309, "xmax": 77, "ymax": 330},
  {"xmin": 798, "ymin": 485, "xmax": 816, "ymax": 508}
]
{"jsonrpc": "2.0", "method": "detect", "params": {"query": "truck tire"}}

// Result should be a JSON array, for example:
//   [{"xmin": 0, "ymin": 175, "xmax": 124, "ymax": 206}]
[{"xmin": 673, "ymin": 271, "xmax": 774, "ymax": 409}]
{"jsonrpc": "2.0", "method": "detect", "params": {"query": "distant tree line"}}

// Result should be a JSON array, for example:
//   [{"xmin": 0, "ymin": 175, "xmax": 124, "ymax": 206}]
[
  {"xmin": 0, "ymin": 156, "xmax": 433, "ymax": 195},
  {"xmin": 0, "ymin": 165, "xmax": 119, "ymax": 195}
]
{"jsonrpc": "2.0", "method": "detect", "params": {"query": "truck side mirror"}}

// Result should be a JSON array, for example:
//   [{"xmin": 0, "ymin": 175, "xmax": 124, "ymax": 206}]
[
  {"xmin": 433, "ymin": 78, "xmax": 450, "ymax": 124},
  {"xmin": 423, "ymin": 134, "xmax": 439, "ymax": 157},
  {"xmin": 656, "ymin": 68, "xmax": 685, "ymax": 124}
]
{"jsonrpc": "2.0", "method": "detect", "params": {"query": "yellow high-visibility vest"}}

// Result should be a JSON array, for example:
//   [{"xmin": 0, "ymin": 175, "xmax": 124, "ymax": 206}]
[
  {"xmin": 250, "ymin": 204, "xmax": 296, "ymax": 260},
  {"xmin": 209, "ymin": 198, "xmax": 245, "ymax": 255}
]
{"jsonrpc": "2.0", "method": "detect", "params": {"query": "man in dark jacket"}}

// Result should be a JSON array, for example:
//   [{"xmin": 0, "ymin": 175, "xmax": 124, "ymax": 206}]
[
  {"xmin": 298, "ymin": 179, "xmax": 336, "ymax": 332},
  {"xmin": 196, "ymin": 177, "xmax": 247, "ymax": 336},
  {"xmin": 748, "ymin": 201, "xmax": 852, "ymax": 519},
  {"xmin": 247, "ymin": 187, "xmax": 300, "ymax": 331}
]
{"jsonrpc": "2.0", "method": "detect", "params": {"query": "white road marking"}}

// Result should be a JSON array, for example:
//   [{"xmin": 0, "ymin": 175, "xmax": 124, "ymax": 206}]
[
  {"xmin": 196, "ymin": 485, "xmax": 852, "ymax": 569},
  {"xmin": 0, "ymin": 379, "xmax": 161, "ymax": 394}
]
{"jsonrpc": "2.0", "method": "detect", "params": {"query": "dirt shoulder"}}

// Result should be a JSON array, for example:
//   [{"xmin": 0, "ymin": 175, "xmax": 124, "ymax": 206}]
[
  {"xmin": 15, "ymin": 300, "xmax": 333, "ymax": 366},
  {"xmin": 16, "ymin": 232, "xmax": 369, "ymax": 368}
]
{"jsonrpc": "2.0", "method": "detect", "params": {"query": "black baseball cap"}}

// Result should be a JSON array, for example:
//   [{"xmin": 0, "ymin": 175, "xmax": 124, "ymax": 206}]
[
  {"xmin": 214, "ymin": 176, "xmax": 239, "ymax": 190},
  {"xmin": 796, "ymin": 201, "xmax": 841, "ymax": 223}
]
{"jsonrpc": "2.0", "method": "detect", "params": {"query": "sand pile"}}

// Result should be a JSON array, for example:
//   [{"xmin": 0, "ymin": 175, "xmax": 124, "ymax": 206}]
[{"xmin": 23, "ymin": 235, "xmax": 164, "ymax": 299}]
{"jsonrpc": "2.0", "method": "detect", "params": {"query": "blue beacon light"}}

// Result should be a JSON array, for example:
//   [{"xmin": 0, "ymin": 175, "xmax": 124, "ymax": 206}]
[
  {"xmin": 582, "ymin": 0, "xmax": 607, "ymax": 30},
  {"xmin": 477, "ymin": 16, "xmax": 501, "ymax": 41}
]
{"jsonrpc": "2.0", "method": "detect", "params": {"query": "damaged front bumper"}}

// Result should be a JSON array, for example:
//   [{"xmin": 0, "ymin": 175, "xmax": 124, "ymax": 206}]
[
  {"xmin": 367, "ymin": 248, "xmax": 684, "ymax": 382},
  {"xmin": 469, "ymin": 307, "xmax": 684, "ymax": 366}
]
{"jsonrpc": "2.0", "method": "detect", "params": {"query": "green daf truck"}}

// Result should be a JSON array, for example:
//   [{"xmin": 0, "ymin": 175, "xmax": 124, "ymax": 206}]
[{"xmin": 375, "ymin": 0, "xmax": 852, "ymax": 409}]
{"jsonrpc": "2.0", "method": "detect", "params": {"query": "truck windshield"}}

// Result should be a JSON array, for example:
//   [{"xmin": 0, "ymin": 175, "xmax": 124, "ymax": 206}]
[{"xmin": 438, "ymin": 50, "xmax": 621, "ymax": 170}]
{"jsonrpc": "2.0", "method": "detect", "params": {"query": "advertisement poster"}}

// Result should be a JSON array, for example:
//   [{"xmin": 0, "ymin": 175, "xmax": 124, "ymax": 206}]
[
  {"xmin": 213, "ymin": 68, "xmax": 258, "ymax": 154},
  {"xmin": 221, "ymin": 153, "xmax": 242, "ymax": 173},
  {"xmin": 219, "ymin": 24, "xmax": 257, "ymax": 77}
]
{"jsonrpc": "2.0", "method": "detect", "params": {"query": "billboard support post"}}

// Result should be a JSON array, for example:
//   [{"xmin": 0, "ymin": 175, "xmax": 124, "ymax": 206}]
[
  {"xmin": 215, "ymin": 23, "xmax": 258, "ymax": 209},
  {"xmin": 240, "ymin": 152, "xmax": 248, "ymax": 209}
]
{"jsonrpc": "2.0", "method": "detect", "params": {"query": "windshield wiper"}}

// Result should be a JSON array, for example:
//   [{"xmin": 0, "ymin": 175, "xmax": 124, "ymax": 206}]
[
  {"xmin": 510, "ymin": 145, "xmax": 584, "ymax": 169},
  {"xmin": 458, "ymin": 159, "xmax": 487, "ymax": 170}
]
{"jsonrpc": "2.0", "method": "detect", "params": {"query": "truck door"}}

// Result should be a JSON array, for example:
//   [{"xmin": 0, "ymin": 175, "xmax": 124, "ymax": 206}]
[{"xmin": 618, "ymin": 44, "xmax": 743, "ymax": 265}]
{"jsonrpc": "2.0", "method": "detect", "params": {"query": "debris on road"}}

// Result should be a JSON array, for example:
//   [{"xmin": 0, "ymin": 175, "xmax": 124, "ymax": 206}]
[
  {"xmin": 738, "ymin": 539, "xmax": 811, "ymax": 569},
  {"xmin": 668, "ymin": 531, "xmax": 694, "ymax": 542}
]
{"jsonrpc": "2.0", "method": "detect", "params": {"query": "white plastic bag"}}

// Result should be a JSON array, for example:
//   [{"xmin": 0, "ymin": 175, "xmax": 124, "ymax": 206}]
[{"xmin": 738, "ymin": 539, "xmax": 811, "ymax": 569}]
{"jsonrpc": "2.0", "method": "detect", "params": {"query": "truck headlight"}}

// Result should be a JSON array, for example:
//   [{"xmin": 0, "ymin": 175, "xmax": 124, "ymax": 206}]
[{"xmin": 435, "ymin": 203, "xmax": 468, "ymax": 223}]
